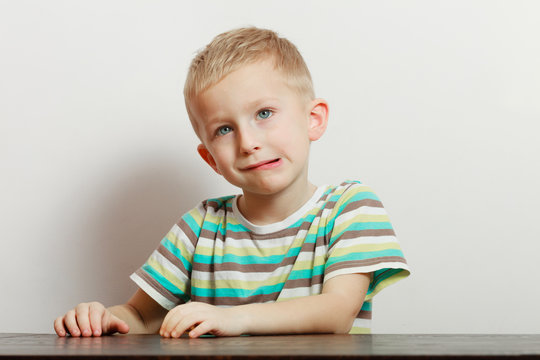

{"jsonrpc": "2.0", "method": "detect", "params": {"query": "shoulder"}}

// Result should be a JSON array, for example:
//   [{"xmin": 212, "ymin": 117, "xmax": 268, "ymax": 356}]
[
  {"xmin": 320, "ymin": 180, "xmax": 386, "ymax": 222},
  {"xmin": 326, "ymin": 180, "xmax": 381, "ymax": 206},
  {"xmin": 201, "ymin": 195, "xmax": 236, "ymax": 212},
  {"xmin": 180, "ymin": 194, "xmax": 236, "ymax": 231}
]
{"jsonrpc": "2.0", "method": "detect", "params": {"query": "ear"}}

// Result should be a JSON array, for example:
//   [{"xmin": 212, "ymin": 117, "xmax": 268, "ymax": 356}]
[
  {"xmin": 197, "ymin": 144, "xmax": 222, "ymax": 175},
  {"xmin": 307, "ymin": 98, "xmax": 329, "ymax": 141}
]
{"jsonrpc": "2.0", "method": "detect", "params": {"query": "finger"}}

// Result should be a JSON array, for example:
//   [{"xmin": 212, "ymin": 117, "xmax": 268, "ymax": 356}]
[
  {"xmin": 75, "ymin": 303, "xmax": 92, "ymax": 337},
  {"xmin": 54, "ymin": 316, "xmax": 67, "ymax": 337},
  {"xmin": 64, "ymin": 310, "xmax": 81, "ymax": 337},
  {"xmin": 187, "ymin": 322, "xmax": 208, "ymax": 339},
  {"xmin": 160, "ymin": 308, "xmax": 180, "ymax": 337},
  {"xmin": 107, "ymin": 314, "xmax": 130, "ymax": 335},
  {"xmin": 88, "ymin": 302, "xmax": 104, "ymax": 336},
  {"xmin": 170, "ymin": 315, "xmax": 199, "ymax": 339}
]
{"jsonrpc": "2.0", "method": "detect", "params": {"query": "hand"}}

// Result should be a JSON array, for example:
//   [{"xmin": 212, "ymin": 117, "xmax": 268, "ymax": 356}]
[
  {"xmin": 160, "ymin": 302, "xmax": 245, "ymax": 338},
  {"xmin": 54, "ymin": 301, "xmax": 130, "ymax": 337}
]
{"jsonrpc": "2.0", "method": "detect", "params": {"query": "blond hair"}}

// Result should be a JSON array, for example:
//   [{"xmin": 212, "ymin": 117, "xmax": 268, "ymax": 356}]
[{"xmin": 184, "ymin": 27, "xmax": 314, "ymax": 133}]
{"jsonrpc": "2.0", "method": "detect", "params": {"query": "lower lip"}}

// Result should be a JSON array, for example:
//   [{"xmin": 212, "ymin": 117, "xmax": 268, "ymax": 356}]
[{"xmin": 250, "ymin": 159, "xmax": 282, "ymax": 170}]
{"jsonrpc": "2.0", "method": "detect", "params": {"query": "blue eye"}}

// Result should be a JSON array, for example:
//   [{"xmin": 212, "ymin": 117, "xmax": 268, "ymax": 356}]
[
  {"xmin": 257, "ymin": 109, "xmax": 272, "ymax": 119},
  {"xmin": 217, "ymin": 126, "xmax": 232, "ymax": 136}
]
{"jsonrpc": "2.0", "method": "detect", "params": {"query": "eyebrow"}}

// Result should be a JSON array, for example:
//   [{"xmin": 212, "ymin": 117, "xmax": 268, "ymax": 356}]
[
  {"xmin": 246, "ymin": 97, "xmax": 280, "ymax": 109},
  {"xmin": 205, "ymin": 97, "xmax": 281, "ymax": 125}
]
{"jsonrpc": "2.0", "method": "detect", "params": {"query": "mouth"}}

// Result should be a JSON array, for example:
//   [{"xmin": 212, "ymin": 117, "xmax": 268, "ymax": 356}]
[{"xmin": 242, "ymin": 158, "xmax": 281, "ymax": 170}]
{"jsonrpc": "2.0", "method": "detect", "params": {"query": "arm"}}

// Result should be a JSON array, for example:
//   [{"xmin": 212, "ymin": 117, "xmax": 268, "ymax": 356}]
[
  {"xmin": 54, "ymin": 288, "xmax": 168, "ymax": 337},
  {"xmin": 160, "ymin": 273, "xmax": 370, "ymax": 338},
  {"xmin": 240, "ymin": 273, "xmax": 370, "ymax": 335}
]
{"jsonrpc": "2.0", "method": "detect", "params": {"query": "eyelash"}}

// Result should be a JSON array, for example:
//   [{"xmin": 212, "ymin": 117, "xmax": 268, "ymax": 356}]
[
  {"xmin": 214, "ymin": 109, "xmax": 274, "ymax": 137},
  {"xmin": 256, "ymin": 109, "xmax": 273, "ymax": 120}
]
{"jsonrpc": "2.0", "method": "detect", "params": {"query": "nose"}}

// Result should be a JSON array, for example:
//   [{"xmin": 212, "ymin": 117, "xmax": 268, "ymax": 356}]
[{"xmin": 237, "ymin": 125, "xmax": 261, "ymax": 155}]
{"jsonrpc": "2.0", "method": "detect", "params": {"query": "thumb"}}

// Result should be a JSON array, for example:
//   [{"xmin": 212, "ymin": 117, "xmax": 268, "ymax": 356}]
[{"xmin": 104, "ymin": 314, "xmax": 130, "ymax": 335}]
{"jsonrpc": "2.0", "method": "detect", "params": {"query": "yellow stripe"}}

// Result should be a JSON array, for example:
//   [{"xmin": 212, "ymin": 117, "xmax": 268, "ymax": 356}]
[
  {"xmin": 364, "ymin": 270, "xmax": 410, "ymax": 301},
  {"xmin": 349, "ymin": 327, "xmax": 371, "ymax": 334},
  {"xmin": 165, "ymin": 231, "xmax": 193, "ymax": 263},
  {"xmin": 192, "ymin": 273, "xmax": 291, "ymax": 290},
  {"xmin": 196, "ymin": 244, "xmax": 293, "ymax": 257},
  {"xmin": 147, "ymin": 256, "xmax": 189, "ymax": 294},
  {"xmin": 197, "ymin": 234, "xmax": 308, "ymax": 257},
  {"xmin": 331, "ymin": 242, "xmax": 402, "ymax": 257},
  {"xmin": 290, "ymin": 258, "xmax": 326, "ymax": 271},
  {"xmin": 332, "ymin": 214, "xmax": 390, "ymax": 235}
]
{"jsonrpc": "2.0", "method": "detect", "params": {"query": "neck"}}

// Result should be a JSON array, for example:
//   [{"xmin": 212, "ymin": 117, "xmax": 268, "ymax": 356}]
[{"xmin": 238, "ymin": 180, "xmax": 318, "ymax": 226}]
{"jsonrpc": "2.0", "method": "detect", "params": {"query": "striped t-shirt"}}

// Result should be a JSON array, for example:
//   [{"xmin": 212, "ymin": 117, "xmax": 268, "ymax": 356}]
[{"xmin": 131, "ymin": 180, "xmax": 410, "ymax": 334}]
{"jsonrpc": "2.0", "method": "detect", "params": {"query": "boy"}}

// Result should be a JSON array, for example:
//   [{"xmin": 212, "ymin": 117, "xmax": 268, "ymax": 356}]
[{"xmin": 54, "ymin": 27, "xmax": 410, "ymax": 338}]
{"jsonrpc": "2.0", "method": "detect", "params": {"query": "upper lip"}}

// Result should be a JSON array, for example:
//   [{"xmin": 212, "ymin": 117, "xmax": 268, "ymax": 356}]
[{"xmin": 241, "ymin": 158, "xmax": 280, "ymax": 170}]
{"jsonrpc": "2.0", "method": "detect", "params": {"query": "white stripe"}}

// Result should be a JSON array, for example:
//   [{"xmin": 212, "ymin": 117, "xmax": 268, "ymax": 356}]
[
  {"xmin": 332, "ymin": 235, "xmax": 401, "ymax": 248},
  {"xmin": 151, "ymin": 250, "xmax": 190, "ymax": 285},
  {"xmin": 296, "ymin": 246, "xmax": 327, "ymax": 261},
  {"xmin": 130, "ymin": 273, "xmax": 177, "ymax": 310},
  {"xmin": 278, "ymin": 284, "xmax": 322, "ymax": 299},
  {"xmin": 197, "ymin": 235, "xmax": 299, "ymax": 251},
  {"xmin": 352, "ymin": 318, "xmax": 372, "ymax": 328},
  {"xmin": 192, "ymin": 264, "xmax": 294, "ymax": 282},
  {"xmin": 324, "ymin": 262, "xmax": 411, "ymax": 282},
  {"xmin": 334, "ymin": 206, "xmax": 388, "ymax": 228},
  {"xmin": 231, "ymin": 186, "xmax": 327, "ymax": 234},
  {"xmin": 169, "ymin": 223, "xmax": 195, "ymax": 254}
]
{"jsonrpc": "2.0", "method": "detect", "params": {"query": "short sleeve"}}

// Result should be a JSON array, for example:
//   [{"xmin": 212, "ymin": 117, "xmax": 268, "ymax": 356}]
[
  {"xmin": 324, "ymin": 181, "xmax": 410, "ymax": 301},
  {"xmin": 130, "ymin": 203, "xmax": 205, "ymax": 310}
]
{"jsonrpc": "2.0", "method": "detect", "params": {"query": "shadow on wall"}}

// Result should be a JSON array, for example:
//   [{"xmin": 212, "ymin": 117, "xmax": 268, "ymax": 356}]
[{"xmin": 77, "ymin": 155, "xmax": 211, "ymax": 306}]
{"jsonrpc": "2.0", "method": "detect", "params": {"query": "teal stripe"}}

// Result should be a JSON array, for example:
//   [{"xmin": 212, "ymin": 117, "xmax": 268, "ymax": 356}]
[
  {"xmin": 336, "ymin": 221, "xmax": 393, "ymax": 232},
  {"xmin": 194, "ymin": 244, "xmax": 303, "ymax": 265},
  {"xmin": 199, "ymin": 213, "xmax": 320, "ymax": 235},
  {"xmin": 142, "ymin": 264, "xmax": 189, "ymax": 302},
  {"xmin": 183, "ymin": 213, "xmax": 202, "ymax": 236},
  {"xmin": 194, "ymin": 253, "xmax": 286, "ymax": 265},
  {"xmin": 288, "ymin": 214, "xmax": 317, "ymax": 230},
  {"xmin": 329, "ymin": 189, "xmax": 379, "ymax": 204},
  {"xmin": 326, "ymin": 249, "xmax": 405, "ymax": 268},
  {"xmin": 287, "ymin": 265, "xmax": 325, "ymax": 280},
  {"xmin": 193, "ymin": 282, "xmax": 285, "ymax": 298},
  {"xmin": 361, "ymin": 301, "xmax": 372, "ymax": 311},
  {"xmin": 200, "ymin": 220, "xmax": 222, "ymax": 233},
  {"xmin": 161, "ymin": 237, "xmax": 192, "ymax": 272},
  {"xmin": 329, "ymin": 222, "xmax": 394, "ymax": 247},
  {"xmin": 366, "ymin": 268, "xmax": 406, "ymax": 296},
  {"xmin": 374, "ymin": 267, "xmax": 404, "ymax": 285}
]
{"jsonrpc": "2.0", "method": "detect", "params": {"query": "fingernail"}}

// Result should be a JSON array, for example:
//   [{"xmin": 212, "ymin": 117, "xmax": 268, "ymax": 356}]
[
  {"xmin": 94, "ymin": 330, "xmax": 101, "ymax": 336},
  {"xmin": 83, "ymin": 330, "xmax": 91, "ymax": 336},
  {"xmin": 171, "ymin": 331, "xmax": 177, "ymax": 338}
]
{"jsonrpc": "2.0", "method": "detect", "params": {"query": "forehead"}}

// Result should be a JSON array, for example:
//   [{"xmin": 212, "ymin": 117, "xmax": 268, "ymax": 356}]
[{"xmin": 189, "ymin": 60, "xmax": 298, "ymax": 123}]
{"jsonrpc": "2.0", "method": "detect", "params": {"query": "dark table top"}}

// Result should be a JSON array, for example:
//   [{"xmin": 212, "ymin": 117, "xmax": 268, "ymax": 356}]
[{"xmin": 1, "ymin": 333, "xmax": 540, "ymax": 359}]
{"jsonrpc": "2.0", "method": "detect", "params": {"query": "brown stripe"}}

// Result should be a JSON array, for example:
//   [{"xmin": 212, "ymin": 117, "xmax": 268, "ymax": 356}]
[
  {"xmin": 177, "ymin": 217, "xmax": 199, "ymax": 248},
  {"xmin": 328, "ymin": 229, "xmax": 396, "ymax": 251},
  {"xmin": 332, "ymin": 229, "xmax": 397, "ymax": 243},
  {"xmin": 340, "ymin": 199, "xmax": 384, "ymax": 215},
  {"xmin": 357, "ymin": 310, "xmax": 372, "ymax": 320},
  {"xmin": 192, "ymin": 256, "xmax": 298, "ymax": 273},
  {"xmin": 325, "ymin": 256, "xmax": 408, "ymax": 275},
  {"xmin": 191, "ymin": 292, "xmax": 281, "ymax": 306},
  {"xmin": 199, "ymin": 219, "xmax": 314, "ymax": 241},
  {"xmin": 157, "ymin": 244, "xmax": 189, "ymax": 278},
  {"xmin": 203, "ymin": 198, "xmax": 231, "ymax": 212},
  {"xmin": 135, "ymin": 268, "xmax": 183, "ymax": 305},
  {"xmin": 373, "ymin": 266, "xmax": 409, "ymax": 283},
  {"xmin": 283, "ymin": 275, "xmax": 323, "ymax": 289}
]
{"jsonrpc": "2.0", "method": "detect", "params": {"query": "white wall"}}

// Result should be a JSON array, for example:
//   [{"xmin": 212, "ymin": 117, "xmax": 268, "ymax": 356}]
[{"xmin": 1, "ymin": 0, "xmax": 539, "ymax": 334}]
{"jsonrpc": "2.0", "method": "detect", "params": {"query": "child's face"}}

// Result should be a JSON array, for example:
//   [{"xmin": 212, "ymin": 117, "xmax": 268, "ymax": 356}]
[{"xmin": 189, "ymin": 59, "xmax": 327, "ymax": 197}]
